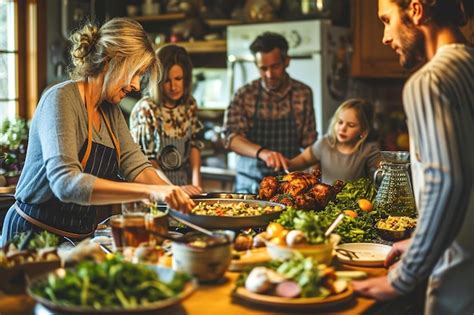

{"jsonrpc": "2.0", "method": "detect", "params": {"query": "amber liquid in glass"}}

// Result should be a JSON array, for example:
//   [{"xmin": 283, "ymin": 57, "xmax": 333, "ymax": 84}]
[
  {"xmin": 110, "ymin": 216, "xmax": 124, "ymax": 249},
  {"xmin": 110, "ymin": 212, "xmax": 168, "ymax": 249},
  {"xmin": 145, "ymin": 212, "xmax": 168, "ymax": 246},
  {"xmin": 121, "ymin": 216, "xmax": 149, "ymax": 247}
]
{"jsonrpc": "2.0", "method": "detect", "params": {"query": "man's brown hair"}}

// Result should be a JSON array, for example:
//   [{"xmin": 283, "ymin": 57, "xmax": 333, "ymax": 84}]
[{"xmin": 392, "ymin": 0, "xmax": 473, "ymax": 27}]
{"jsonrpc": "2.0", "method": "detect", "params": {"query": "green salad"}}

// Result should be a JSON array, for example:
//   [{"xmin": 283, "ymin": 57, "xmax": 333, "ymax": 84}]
[
  {"xmin": 275, "ymin": 178, "xmax": 380, "ymax": 243},
  {"xmin": 11, "ymin": 231, "xmax": 59, "ymax": 250},
  {"xmin": 30, "ymin": 256, "xmax": 191, "ymax": 309}
]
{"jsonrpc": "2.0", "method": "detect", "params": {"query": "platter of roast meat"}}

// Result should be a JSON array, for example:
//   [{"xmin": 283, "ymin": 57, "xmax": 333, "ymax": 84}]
[{"xmin": 259, "ymin": 171, "xmax": 344, "ymax": 210}]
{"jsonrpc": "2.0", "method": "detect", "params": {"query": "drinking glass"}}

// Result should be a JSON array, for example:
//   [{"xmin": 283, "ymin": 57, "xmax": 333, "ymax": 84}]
[
  {"xmin": 110, "ymin": 211, "xmax": 169, "ymax": 251},
  {"xmin": 121, "ymin": 201, "xmax": 149, "ymax": 214}
]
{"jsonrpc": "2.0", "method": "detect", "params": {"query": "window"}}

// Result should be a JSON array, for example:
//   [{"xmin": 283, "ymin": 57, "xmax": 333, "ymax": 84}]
[{"xmin": 0, "ymin": 1, "xmax": 18, "ymax": 122}]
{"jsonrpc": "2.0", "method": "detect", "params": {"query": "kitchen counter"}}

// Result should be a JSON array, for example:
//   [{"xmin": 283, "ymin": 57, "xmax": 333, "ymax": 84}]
[{"xmin": 201, "ymin": 166, "xmax": 236, "ymax": 192}]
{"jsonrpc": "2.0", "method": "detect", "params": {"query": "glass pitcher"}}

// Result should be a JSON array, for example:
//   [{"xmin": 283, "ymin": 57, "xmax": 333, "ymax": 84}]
[{"xmin": 373, "ymin": 151, "xmax": 417, "ymax": 217}]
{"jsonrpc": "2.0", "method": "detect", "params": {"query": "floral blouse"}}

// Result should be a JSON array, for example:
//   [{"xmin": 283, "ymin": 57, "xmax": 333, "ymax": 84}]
[{"xmin": 129, "ymin": 96, "xmax": 203, "ymax": 160}]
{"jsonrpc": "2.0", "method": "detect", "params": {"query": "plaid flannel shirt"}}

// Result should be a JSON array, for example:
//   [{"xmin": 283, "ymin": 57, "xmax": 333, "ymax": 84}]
[{"xmin": 223, "ymin": 75, "xmax": 317, "ymax": 149}]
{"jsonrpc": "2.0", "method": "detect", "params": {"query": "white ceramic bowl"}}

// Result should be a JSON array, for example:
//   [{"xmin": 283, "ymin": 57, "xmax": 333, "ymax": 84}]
[{"xmin": 265, "ymin": 234, "xmax": 341, "ymax": 265}]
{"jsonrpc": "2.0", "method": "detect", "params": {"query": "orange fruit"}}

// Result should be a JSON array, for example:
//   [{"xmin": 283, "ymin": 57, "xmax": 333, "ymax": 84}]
[
  {"xmin": 344, "ymin": 210, "xmax": 358, "ymax": 218},
  {"xmin": 357, "ymin": 199, "xmax": 373, "ymax": 212},
  {"xmin": 266, "ymin": 222, "xmax": 286, "ymax": 239},
  {"xmin": 270, "ymin": 236, "xmax": 287, "ymax": 246},
  {"xmin": 396, "ymin": 133, "xmax": 410, "ymax": 150}
]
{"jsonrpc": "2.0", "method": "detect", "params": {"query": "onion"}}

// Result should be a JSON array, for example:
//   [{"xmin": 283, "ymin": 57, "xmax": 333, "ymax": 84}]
[
  {"xmin": 285, "ymin": 230, "xmax": 307, "ymax": 247},
  {"xmin": 245, "ymin": 267, "xmax": 272, "ymax": 293}
]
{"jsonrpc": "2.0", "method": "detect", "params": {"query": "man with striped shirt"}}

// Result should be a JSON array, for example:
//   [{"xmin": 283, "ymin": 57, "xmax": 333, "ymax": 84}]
[{"xmin": 353, "ymin": 0, "xmax": 474, "ymax": 314}]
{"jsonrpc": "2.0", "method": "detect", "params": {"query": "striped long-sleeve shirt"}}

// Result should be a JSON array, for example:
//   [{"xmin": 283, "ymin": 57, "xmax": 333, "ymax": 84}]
[{"xmin": 389, "ymin": 44, "xmax": 474, "ymax": 309}]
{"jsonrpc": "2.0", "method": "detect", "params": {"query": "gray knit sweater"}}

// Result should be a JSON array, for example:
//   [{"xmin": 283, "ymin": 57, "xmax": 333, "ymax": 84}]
[{"xmin": 15, "ymin": 80, "xmax": 151, "ymax": 205}]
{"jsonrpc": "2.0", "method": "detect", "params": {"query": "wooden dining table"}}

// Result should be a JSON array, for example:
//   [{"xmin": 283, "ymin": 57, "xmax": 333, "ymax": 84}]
[
  {"xmin": 166, "ymin": 264, "xmax": 386, "ymax": 315},
  {"xmin": 0, "ymin": 261, "xmax": 387, "ymax": 315}
]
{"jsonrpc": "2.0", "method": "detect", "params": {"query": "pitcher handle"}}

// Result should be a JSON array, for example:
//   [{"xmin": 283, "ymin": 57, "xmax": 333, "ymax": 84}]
[{"xmin": 374, "ymin": 168, "xmax": 384, "ymax": 189}]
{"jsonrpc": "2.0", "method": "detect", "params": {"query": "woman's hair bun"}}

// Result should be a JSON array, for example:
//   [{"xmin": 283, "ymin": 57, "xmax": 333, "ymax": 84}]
[{"xmin": 70, "ymin": 24, "xmax": 99, "ymax": 66}]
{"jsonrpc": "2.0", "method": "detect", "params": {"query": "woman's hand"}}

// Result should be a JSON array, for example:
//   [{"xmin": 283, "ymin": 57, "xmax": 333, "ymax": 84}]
[
  {"xmin": 180, "ymin": 185, "xmax": 202, "ymax": 196},
  {"xmin": 259, "ymin": 149, "xmax": 289, "ymax": 172},
  {"xmin": 148, "ymin": 185, "xmax": 195, "ymax": 213}
]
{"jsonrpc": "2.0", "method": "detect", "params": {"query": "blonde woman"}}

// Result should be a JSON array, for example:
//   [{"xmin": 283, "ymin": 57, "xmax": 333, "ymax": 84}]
[
  {"xmin": 1, "ymin": 18, "xmax": 193, "ymax": 245},
  {"xmin": 288, "ymin": 98, "xmax": 381, "ymax": 184}
]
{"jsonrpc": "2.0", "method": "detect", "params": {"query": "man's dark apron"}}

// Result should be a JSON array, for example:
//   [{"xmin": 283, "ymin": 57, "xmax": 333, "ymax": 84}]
[
  {"xmin": 156, "ymin": 116, "xmax": 192, "ymax": 186},
  {"xmin": 3, "ymin": 85, "xmax": 121, "ymax": 241},
  {"xmin": 235, "ymin": 84, "xmax": 300, "ymax": 193}
]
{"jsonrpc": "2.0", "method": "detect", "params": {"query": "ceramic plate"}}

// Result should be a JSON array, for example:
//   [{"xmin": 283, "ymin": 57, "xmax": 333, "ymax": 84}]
[
  {"xmin": 27, "ymin": 265, "xmax": 197, "ymax": 314},
  {"xmin": 335, "ymin": 243, "xmax": 392, "ymax": 267},
  {"xmin": 234, "ymin": 284, "xmax": 353, "ymax": 310}
]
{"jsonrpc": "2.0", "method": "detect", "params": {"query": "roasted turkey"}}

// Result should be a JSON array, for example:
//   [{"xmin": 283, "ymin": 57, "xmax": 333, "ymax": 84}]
[
  {"xmin": 259, "ymin": 176, "xmax": 279, "ymax": 200},
  {"xmin": 279, "ymin": 171, "xmax": 318, "ymax": 197},
  {"xmin": 259, "ymin": 171, "xmax": 344, "ymax": 211},
  {"xmin": 270, "ymin": 194, "xmax": 295, "ymax": 207}
]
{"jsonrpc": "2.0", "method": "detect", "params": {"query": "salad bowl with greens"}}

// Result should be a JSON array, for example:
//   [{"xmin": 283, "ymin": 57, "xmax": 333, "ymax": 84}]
[{"xmin": 27, "ymin": 256, "xmax": 196, "ymax": 314}]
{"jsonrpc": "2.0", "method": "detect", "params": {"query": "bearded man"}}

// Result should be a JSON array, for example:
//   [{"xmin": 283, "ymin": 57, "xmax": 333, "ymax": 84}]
[{"xmin": 352, "ymin": 1, "xmax": 474, "ymax": 314}]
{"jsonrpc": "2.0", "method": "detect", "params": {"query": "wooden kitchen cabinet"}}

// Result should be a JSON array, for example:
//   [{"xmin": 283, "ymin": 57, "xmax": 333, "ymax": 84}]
[
  {"xmin": 133, "ymin": 13, "xmax": 239, "ymax": 67},
  {"xmin": 351, "ymin": 0, "xmax": 409, "ymax": 78},
  {"xmin": 352, "ymin": 0, "xmax": 473, "ymax": 78}
]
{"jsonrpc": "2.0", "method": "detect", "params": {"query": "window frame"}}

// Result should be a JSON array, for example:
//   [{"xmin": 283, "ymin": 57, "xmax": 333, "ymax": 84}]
[
  {"xmin": 1, "ymin": 0, "xmax": 46, "ymax": 121},
  {"xmin": 0, "ymin": 2, "xmax": 20, "ymax": 120}
]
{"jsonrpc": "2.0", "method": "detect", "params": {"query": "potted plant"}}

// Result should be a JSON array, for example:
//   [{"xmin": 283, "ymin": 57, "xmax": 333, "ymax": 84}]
[{"xmin": 0, "ymin": 118, "xmax": 28, "ymax": 186}]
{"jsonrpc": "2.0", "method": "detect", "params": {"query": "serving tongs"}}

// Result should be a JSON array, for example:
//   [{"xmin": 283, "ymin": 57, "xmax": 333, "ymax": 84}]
[
  {"xmin": 324, "ymin": 213, "xmax": 345, "ymax": 238},
  {"xmin": 169, "ymin": 214, "xmax": 215, "ymax": 237},
  {"xmin": 326, "ymin": 213, "xmax": 359, "ymax": 260},
  {"xmin": 168, "ymin": 213, "xmax": 233, "ymax": 244},
  {"xmin": 336, "ymin": 248, "xmax": 360, "ymax": 260}
]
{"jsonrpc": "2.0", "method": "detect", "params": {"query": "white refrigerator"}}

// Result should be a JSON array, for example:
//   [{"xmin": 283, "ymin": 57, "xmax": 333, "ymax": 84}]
[{"xmin": 227, "ymin": 20, "xmax": 352, "ymax": 137}]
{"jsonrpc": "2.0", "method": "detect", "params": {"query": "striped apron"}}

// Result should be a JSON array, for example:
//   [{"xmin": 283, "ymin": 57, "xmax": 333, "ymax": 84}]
[
  {"xmin": 235, "ymin": 83, "xmax": 300, "ymax": 193},
  {"xmin": 156, "ymin": 118, "xmax": 192, "ymax": 186},
  {"xmin": 1, "ymin": 85, "xmax": 121, "ymax": 243}
]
